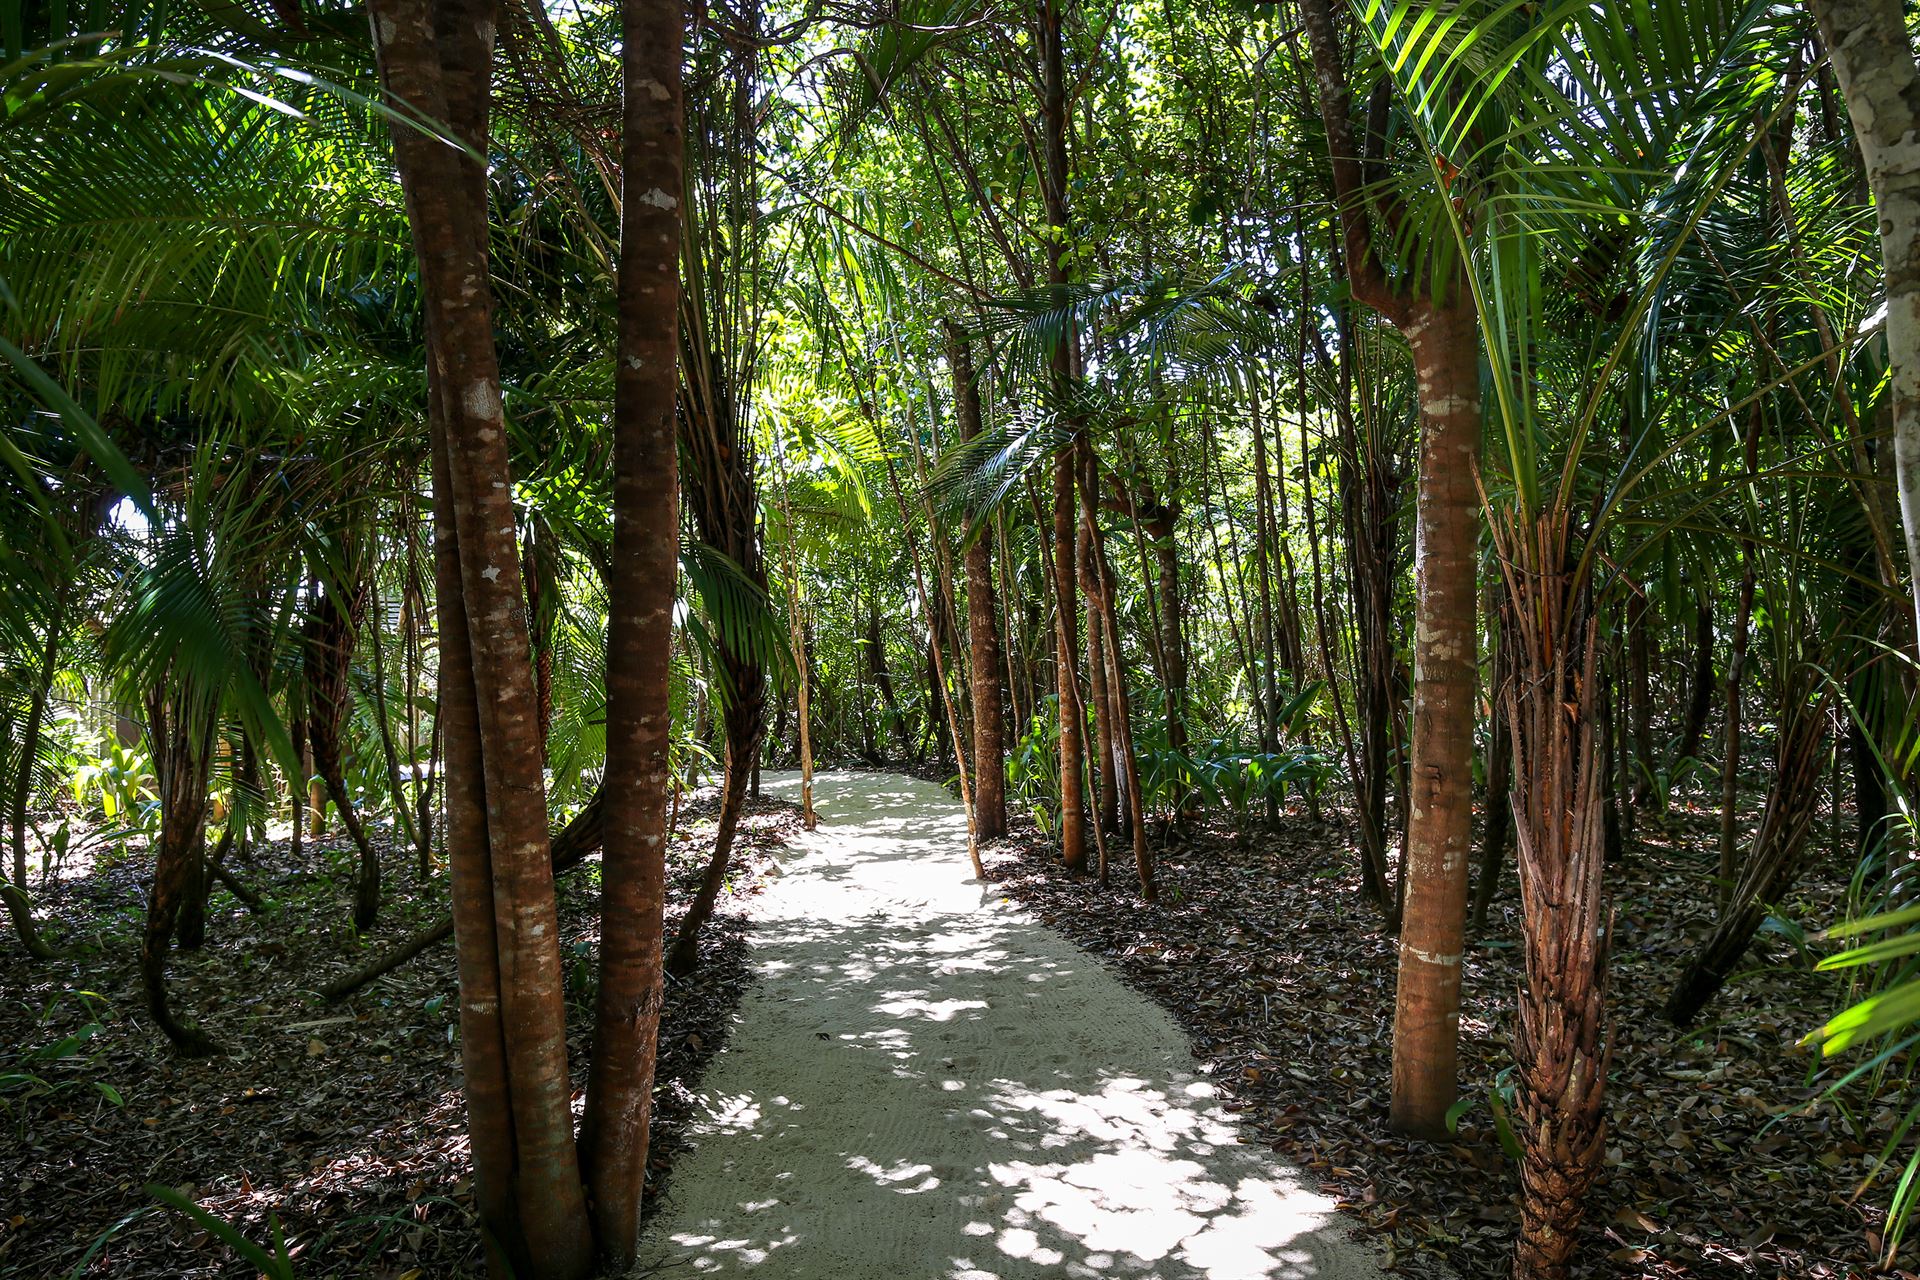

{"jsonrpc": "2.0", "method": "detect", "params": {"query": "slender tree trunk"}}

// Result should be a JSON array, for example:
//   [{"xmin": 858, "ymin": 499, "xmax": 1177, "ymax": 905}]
[
  {"xmin": 1472, "ymin": 601, "xmax": 1512, "ymax": 936},
  {"xmin": 1719, "ymin": 533, "xmax": 1758, "ymax": 901},
  {"xmin": 304, "ymin": 577, "xmax": 383, "ymax": 930},
  {"xmin": 1299, "ymin": 0, "xmax": 1484, "ymax": 1130},
  {"xmin": 1139, "ymin": 494, "xmax": 1187, "ymax": 758},
  {"xmin": 372, "ymin": 1, "xmax": 593, "ymax": 1271},
  {"xmin": 665, "ymin": 696, "xmax": 757, "ymax": 978},
  {"xmin": 365, "ymin": 572, "xmax": 422, "ymax": 859},
  {"xmin": 402, "ymin": 506, "xmax": 435, "ymax": 872},
  {"xmin": 579, "ymin": 6, "xmax": 684, "ymax": 1252},
  {"xmin": 522, "ymin": 514, "xmax": 558, "ymax": 752},
  {"xmin": 429, "ymin": 401, "xmax": 522, "ymax": 1278},
  {"xmin": 1626, "ymin": 591, "xmax": 1654, "ymax": 808},
  {"xmin": 1079, "ymin": 447, "xmax": 1154, "ymax": 900},
  {"xmin": 141, "ymin": 693, "xmax": 220, "ymax": 1056},
  {"xmin": 1806, "ymin": 0, "xmax": 1920, "ymax": 648},
  {"xmin": 1601, "ymin": 655, "xmax": 1628, "ymax": 865},
  {"xmin": 6, "ymin": 598, "xmax": 63, "ymax": 958},
  {"xmin": 1668, "ymin": 694, "xmax": 1835, "ymax": 1025},
  {"xmin": 866, "ymin": 605, "xmax": 913, "ymax": 760},
  {"xmin": 288, "ymin": 713, "xmax": 306, "ymax": 861},
  {"xmin": 1673, "ymin": 596, "xmax": 1714, "ymax": 776},
  {"xmin": 1082, "ymin": 513, "xmax": 1119, "ymax": 834},
  {"xmin": 947, "ymin": 319, "xmax": 1006, "ymax": 837},
  {"xmin": 1041, "ymin": 0, "xmax": 1087, "ymax": 873},
  {"xmin": 1250, "ymin": 397, "xmax": 1284, "ymax": 825},
  {"xmin": 175, "ymin": 811, "xmax": 211, "ymax": 952},
  {"xmin": 1387, "ymin": 297, "xmax": 1484, "ymax": 1138}
]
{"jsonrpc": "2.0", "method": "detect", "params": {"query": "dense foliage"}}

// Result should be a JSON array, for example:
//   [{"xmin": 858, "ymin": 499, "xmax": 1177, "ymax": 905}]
[{"xmin": 5, "ymin": 0, "xmax": 1920, "ymax": 1276}]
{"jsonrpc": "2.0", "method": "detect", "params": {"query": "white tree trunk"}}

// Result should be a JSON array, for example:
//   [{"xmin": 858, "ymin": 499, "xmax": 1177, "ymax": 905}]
[{"xmin": 1811, "ymin": 0, "xmax": 1920, "ymax": 644}]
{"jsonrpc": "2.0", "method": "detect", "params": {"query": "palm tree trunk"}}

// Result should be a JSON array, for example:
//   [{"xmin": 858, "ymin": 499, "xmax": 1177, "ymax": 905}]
[
  {"xmin": 287, "ymin": 713, "xmax": 305, "ymax": 861},
  {"xmin": 665, "ymin": 688, "xmax": 759, "ymax": 978},
  {"xmin": 141, "ymin": 691, "xmax": 220, "ymax": 1056},
  {"xmin": 6, "ymin": 596, "xmax": 63, "ymax": 958},
  {"xmin": 1081, "ymin": 513, "xmax": 1119, "ymax": 835},
  {"xmin": 1668, "ymin": 692, "xmax": 1834, "ymax": 1025},
  {"xmin": 1719, "ymin": 534, "xmax": 1758, "ymax": 902},
  {"xmin": 304, "ymin": 578, "xmax": 383, "ymax": 930},
  {"xmin": 1298, "ymin": 0, "xmax": 1484, "ymax": 1134},
  {"xmin": 1388, "ymin": 296, "xmax": 1484, "ymax": 1138},
  {"xmin": 373, "ymin": 1, "xmax": 592, "ymax": 1271},
  {"xmin": 1472, "ymin": 597, "xmax": 1512, "ymax": 936},
  {"xmin": 1495, "ymin": 507, "xmax": 1611, "ymax": 1280},
  {"xmin": 1626, "ymin": 591, "xmax": 1655, "ymax": 807},
  {"xmin": 1041, "ymin": 0, "xmax": 1088, "ymax": 874},
  {"xmin": 1802, "ymin": 0, "xmax": 1920, "ymax": 650},
  {"xmin": 1672, "ymin": 596, "xmax": 1715, "ymax": 776},
  {"xmin": 580, "ymin": 11, "xmax": 683, "ymax": 1250},
  {"xmin": 1079, "ymin": 447, "xmax": 1154, "ymax": 899},
  {"xmin": 946, "ymin": 319, "xmax": 1006, "ymax": 838},
  {"xmin": 866, "ymin": 604, "xmax": 913, "ymax": 760}
]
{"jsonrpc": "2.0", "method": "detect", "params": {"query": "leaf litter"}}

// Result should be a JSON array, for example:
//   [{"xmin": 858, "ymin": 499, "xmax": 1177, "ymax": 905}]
[
  {"xmin": 0, "ymin": 790, "xmax": 798, "ymax": 1278},
  {"xmin": 984, "ymin": 799, "xmax": 1905, "ymax": 1280}
]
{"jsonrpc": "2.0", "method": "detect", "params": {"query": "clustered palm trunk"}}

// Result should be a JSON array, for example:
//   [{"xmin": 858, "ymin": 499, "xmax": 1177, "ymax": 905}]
[
  {"xmin": 1494, "ymin": 505, "xmax": 1612, "ymax": 1280},
  {"xmin": 369, "ymin": 0, "xmax": 685, "ymax": 1270}
]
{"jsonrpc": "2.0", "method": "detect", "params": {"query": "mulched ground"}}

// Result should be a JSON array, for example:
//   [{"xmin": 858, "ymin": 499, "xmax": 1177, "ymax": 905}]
[
  {"xmin": 984, "ymin": 798, "xmax": 1909, "ymax": 1280},
  {"xmin": 0, "ymin": 790, "xmax": 796, "ymax": 1279}
]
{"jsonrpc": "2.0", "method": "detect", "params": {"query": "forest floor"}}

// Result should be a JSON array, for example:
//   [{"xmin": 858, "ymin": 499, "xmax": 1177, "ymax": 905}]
[
  {"xmin": 637, "ymin": 768, "xmax": 1393, "ymax": 1280},
  {"xmin": 0, "ymin": 788, "xmax": 798, "ymax": 1279},
  {"xmin": 984, "ymin": 795, "xmax": 1903, "ymax": 1280}
]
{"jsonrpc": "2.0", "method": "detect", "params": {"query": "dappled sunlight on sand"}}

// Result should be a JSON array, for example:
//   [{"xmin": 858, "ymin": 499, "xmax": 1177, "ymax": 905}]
[{"xmin": 641, "ymin": 770, "xmax": 1391, "ymax": 1279}]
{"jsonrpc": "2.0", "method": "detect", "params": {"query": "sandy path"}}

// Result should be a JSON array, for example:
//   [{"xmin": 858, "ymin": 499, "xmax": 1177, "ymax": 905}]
[{"xmin": 635, "ymin": 770, "xmax": 1393, "ymax": 1280}]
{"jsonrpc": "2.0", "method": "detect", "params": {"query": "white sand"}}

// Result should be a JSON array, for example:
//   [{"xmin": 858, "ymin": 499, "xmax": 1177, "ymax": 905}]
[{"xmin": 634, "ymin": 769, "xmax": 1398, "ymax": 1279}]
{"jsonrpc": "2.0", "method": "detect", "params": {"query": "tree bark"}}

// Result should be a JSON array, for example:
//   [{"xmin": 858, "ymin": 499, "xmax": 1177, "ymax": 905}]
[
  {"xmin": 1806, "ymin": 0, "xmax": 1920, "ymax": 648},
  {"xmin": 947, "ymin": 319, "xmax": 1007, "ymax": 838},
  {"xmin": 1041, "ymin": 0, "xmax": 1088, "ymax": 873},
  {"xmin": 1081, "ymin": 511, "xmax": 1119, "ymax": 835},
  {"xmin": 1387, "ymin": 297, "xmax": 1484, "ymax": 1138},
  {"xmin": 288, "ymin": 714, "xmax": 306, "ymax": 860},
  {"xmin": 1138, "ymin": 488, "xmax": 1188, "ymax": 758},
  {"xmin": 303, "ymin": 574, "xmax": 383, "ymax": 931},
  {"xmin": 1668, "ymin": 693, "xmax": 1834, "ymax": 1025},
  {"xmin": 665, "ymin": 706, "xmax": 755, "ymax": 979},
  {"xmin": 1471, "ymin": 600, "xmax": 1512, "ymax": 937},
  {"xmin": 6, "ymin": 592, "xmax": 64, "ymax": 958},
  {"xmin": 1494, "ymin": 507, "xmax": 1611, "ymax": 1280},
  {"xmin": 1719, "ymin": 414, "xmax": 1761, "ymax": 901},
  {"xmin": 141, "ymin": 691, "xmax": 220, "ymax": 1056},
  {"xmin": 865, "ymin": 604, "xmax": 914, "ymax": 760},
  {"xmin": 1672, "ymin": 596, "xmax": 1714, "ymax": 776},
  {"xmin": 1079, "ymin": 445, "xmax": 1154, "ymax": 899},
  {"xmin": 1625, "ymin": 591, "xmax": 1654, "ymax": 808},
  {"xmin": 371, "ymin": 0, "xmax": 592, "ymax": 1271},
  {"xmin": 580, "ymin": 2, "xmax": 684, "ymax": 1253}
]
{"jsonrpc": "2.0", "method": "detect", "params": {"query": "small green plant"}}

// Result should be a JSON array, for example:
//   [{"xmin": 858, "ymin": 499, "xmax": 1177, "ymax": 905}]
[
  {"xmin": 1007, "ymin": 698, "xmax": 1064, "ymax": 835},
  {"xmin": 146, "ymin": 1183, "xmax": 296, "ymax": 1279},
  {"xmin": 68, "ymin": 736, "xmax": 157, "ymax": 823},
  {"xmin": 0, "ymin": 991, "xmax": 125, "ymax": 1119},
  {"xmin": 1444, "ymin": 1065, "xmax": 1523, "ymax": 1162}
]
